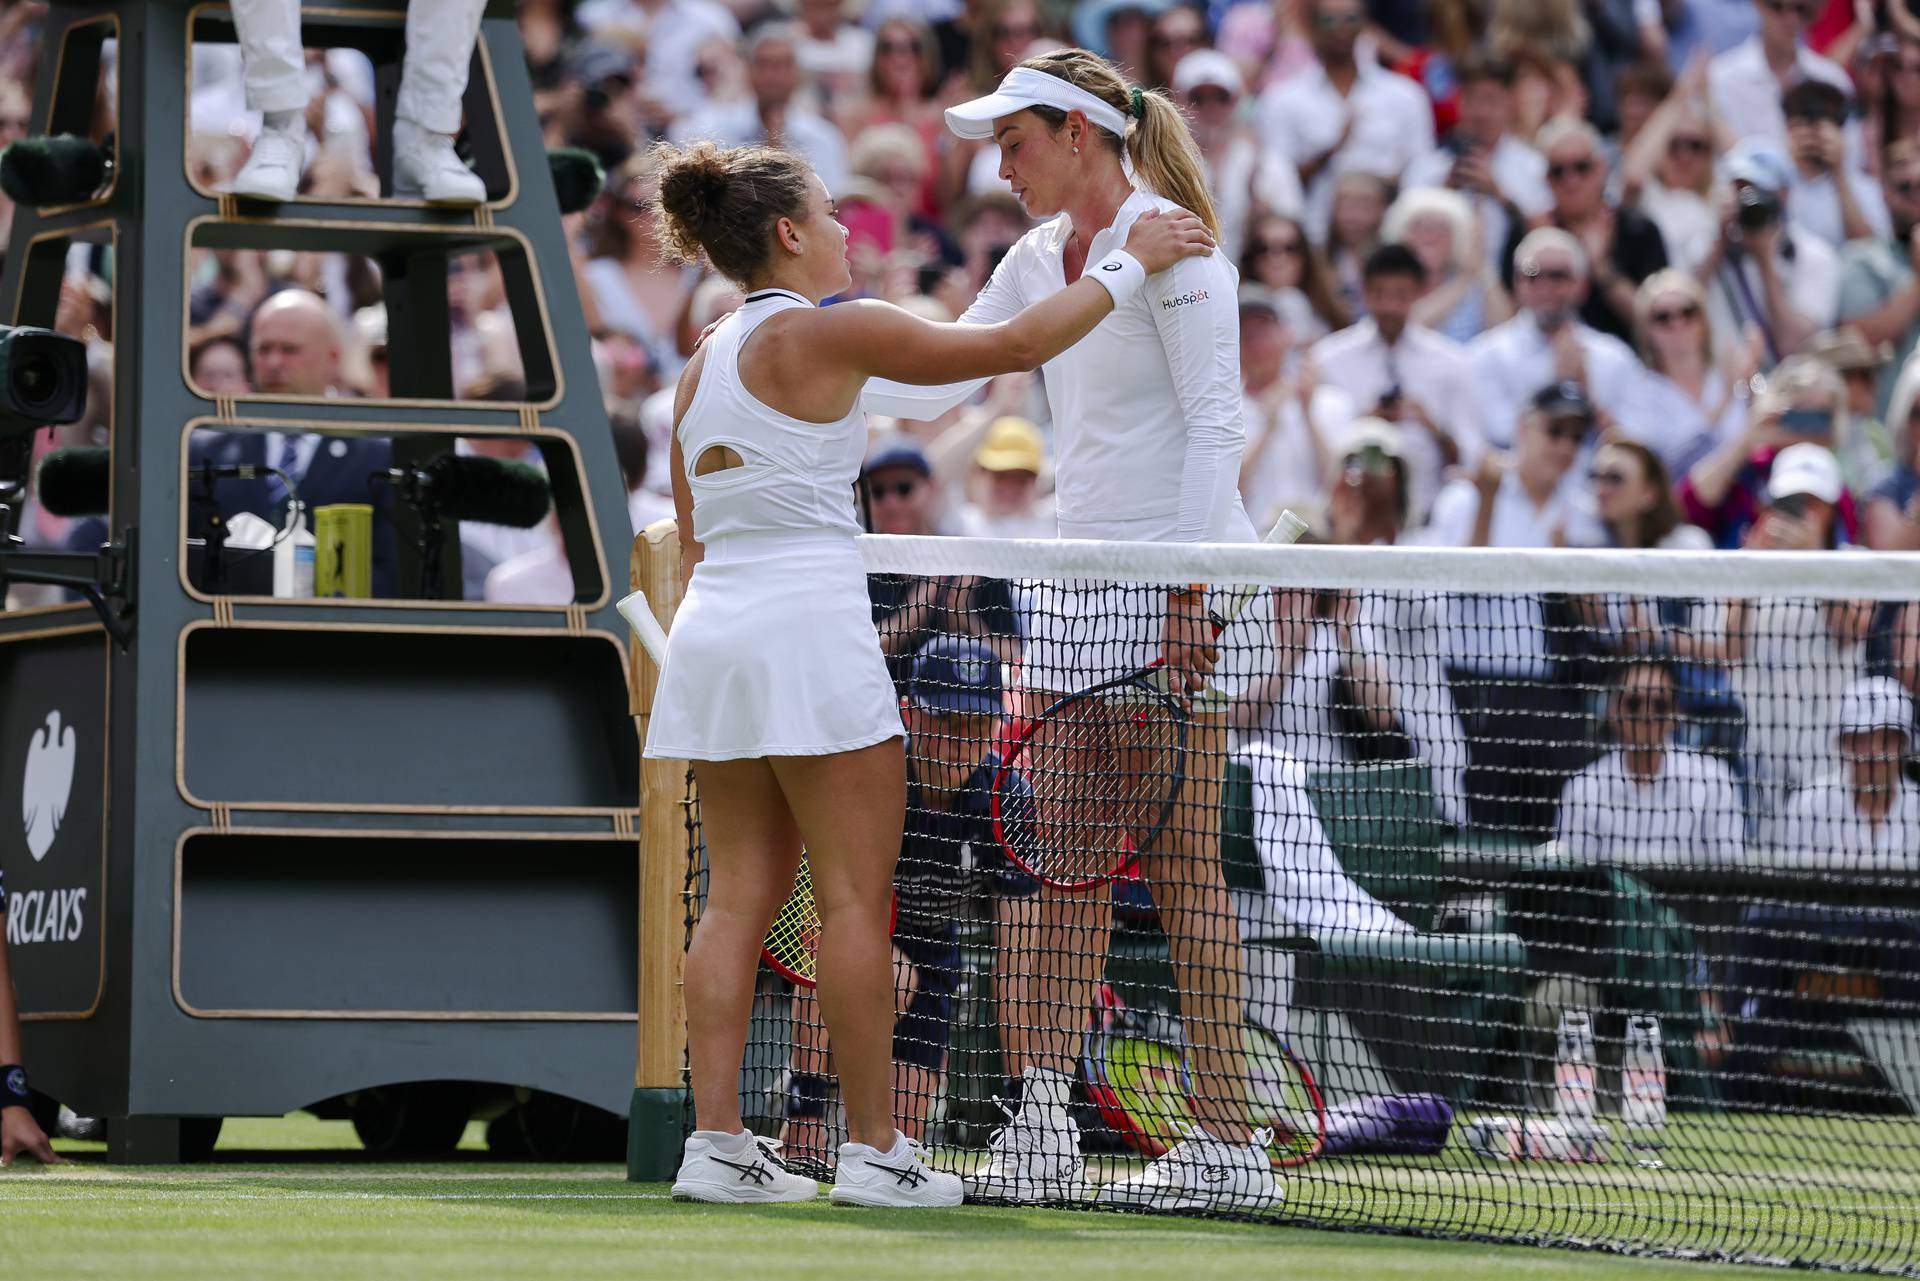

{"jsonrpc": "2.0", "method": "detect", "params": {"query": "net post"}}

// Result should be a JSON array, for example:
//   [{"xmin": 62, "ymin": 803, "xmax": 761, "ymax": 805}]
[{"xmin": 629, "ymin": 517, "xmax": 688, "ymax": 1182}]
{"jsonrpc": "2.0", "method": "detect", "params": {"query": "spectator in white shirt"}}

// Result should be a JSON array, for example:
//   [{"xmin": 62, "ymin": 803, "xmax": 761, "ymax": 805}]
[
  {"xmin": 1707, "ymin": 0, "xmax": 1854, "ymax": 150},
  {"xmin": 1555, "ymin": 658, "xmax": 1747, "ymax": 868},
  {"xmin": 575, "ymin": 0, "xmax": 741, "ymax": 117},
  {"xmin": 793, "ymin": 0, "xmax": 877, "ymax": 115},
  {"xmin": 670, "ymin": 25, "xmax": 851, "ymax": 194},
  {"xmin": 1385, "ymin": 176, "xmax": 1516, "ymax": 346},
  {"xmin": 1782, "ymin": 676, "xmax": 1920, "ymax": 870},
  {"xmin": 1239, "ymin": 286, "xmax": 1348, "ymax": 532},
  {"xmin": 1620, "ymin": 67, "xmax": 1727, "ymax": 276},
  {"xmin": 1171, "ymin": 49, "xmax": 1301, "ymax": 262},
  {"xmin": 1253, "ymin": 0, "xmax": 1433, "ymax": 239},
  {"xmin": 1780, "ymin": 81, "xmax": 1889, "ymax": 251},
  {"xmin": 1467, "ymin": 227, "xmax": 1664, "ymax": 449},
  {"xmin": 1399, "ymin": 50, "xmax": 1553, "ymax": 276},
  {"xmin": 1698, "ymin": 138, "xmax": 1839, "ymax": 368},
  {"xmin": 1632, "ymin": 269, "xmax": 1755, "ymax": 473},
  {"xmin": 1427, "ymin": 382, "xmax": 1606, "ymax": 834},
  {"xmin": 1310, "ymin": 243, "xmax": 1483, "ymax": 521}
]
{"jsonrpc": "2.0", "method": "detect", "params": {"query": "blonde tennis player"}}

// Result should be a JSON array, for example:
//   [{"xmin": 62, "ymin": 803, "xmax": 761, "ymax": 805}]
[
  {"xmin": 643, "ymin": 139, "xmax": 1211, "ymax": 1207},
  {"xmin": 861, "ymin": 50, "xmax": 1280, "ymax": 1212}
]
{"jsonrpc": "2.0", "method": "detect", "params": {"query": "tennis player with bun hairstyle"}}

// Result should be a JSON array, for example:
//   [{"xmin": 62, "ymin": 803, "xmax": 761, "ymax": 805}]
[
  {"xmin": 862, "ymin": 49, "xmax": 1280, "ymax": 1212},
  {"xmin": 643, "ymin": 139, "xmax": 1211, "ymax": 1207}
]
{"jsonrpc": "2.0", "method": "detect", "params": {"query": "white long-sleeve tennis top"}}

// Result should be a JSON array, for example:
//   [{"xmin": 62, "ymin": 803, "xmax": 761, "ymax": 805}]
[{"xmin": 861, "ymin": 189, "xmax": 1256, "ymax": 544}]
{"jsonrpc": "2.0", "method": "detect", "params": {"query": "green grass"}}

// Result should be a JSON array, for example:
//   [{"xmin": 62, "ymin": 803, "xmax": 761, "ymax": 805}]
[{"xmin": 0, "ymin": 1115, "xmax": 1898, "ymax": 1281}]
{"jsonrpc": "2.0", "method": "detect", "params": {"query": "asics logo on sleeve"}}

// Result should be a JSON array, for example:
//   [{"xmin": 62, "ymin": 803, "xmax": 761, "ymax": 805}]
[{"xmin": 711, "ymin": 1156, "xmax": 775, "ymax": 1185}]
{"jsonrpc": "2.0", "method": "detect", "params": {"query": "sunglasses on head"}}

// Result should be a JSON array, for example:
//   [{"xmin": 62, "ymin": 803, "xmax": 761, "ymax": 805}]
[
  {"xmin": 1520, "ymin": 262, "xmax": 1575, "ymax": 283},
  {"xmin": 1547, "ymin": 157, "xmax": 1597, "ymax": 181},
  {"xmin": 869, "ymin": 478, "xmax": 921, "ymax": 499},
  {"xmin": 1619, "ymin": 691, "xmax": 1675, "ymax": 715},
  {"xmin": 1650, "ymin": 303, "xmax": 1700, "ymax": 326}
]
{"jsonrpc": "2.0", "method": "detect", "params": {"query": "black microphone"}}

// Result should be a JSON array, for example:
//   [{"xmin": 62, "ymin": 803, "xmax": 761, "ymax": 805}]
[
  {"xmin": 0, "ymin": 135, "xmax": 112, "ymax": 206},
  {"xmin": 36, "ymin": 446, "xmax": 109, "ymax": 516},
  {"xmin": 381, "ymin": 454, "xmax": 552, "ymax": 528}
]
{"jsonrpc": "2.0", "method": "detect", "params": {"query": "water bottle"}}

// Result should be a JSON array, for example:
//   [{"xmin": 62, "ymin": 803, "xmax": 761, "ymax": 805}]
[
  {"xmin": 1621, "ymin": 1014, "xmax": 1668, "ymax": 1168},
  {"xmin": 272, "ymin": 500, "xmax": 316, "ymax": 598},
  {"xmin": 1554, "ymin": 1010, "xmax": 1597, "ymax": 1123},
  {"xmin": 1463, "ymin": 1114, "xmax": 1611, "ymax": 1163}
]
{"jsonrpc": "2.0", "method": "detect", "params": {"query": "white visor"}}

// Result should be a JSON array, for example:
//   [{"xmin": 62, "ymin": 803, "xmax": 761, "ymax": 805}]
[{"xmin": 945, "ymin": 66, "xmax": 1132, "ymax": 142}]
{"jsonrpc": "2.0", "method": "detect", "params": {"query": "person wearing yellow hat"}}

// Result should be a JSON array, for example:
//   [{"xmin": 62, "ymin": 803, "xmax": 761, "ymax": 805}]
[{"xmin": 957, "ymin": 416, "xmax": 1056, "ymax": 539}]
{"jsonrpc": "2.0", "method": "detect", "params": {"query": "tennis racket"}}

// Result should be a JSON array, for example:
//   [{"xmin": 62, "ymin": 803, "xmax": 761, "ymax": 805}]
[
  {"xmin": 990, "ymin": 512, "xmax": 1309, "ymax": 891},
  {"xmin": 760, "ymin": 856, "xmax": 899, "ymax": 988}
]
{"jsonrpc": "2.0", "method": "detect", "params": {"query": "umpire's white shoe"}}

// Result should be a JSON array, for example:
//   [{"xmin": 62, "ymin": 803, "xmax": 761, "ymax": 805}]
[
  {"xmin": 671, "ymin": 1131, "xmax": 818, "ymax": 1203},
  {"xmin": 1095, "ymin": 1125, "xmax": 1283, "ymax": 1213},
  {"xmin": 965, "ymin": 1075, "xmax": 1089, "ymax": 1204},
  {"xmin": 829, "ymin": 1133, "xmax": 964, "ymax": 1207},
  {"xmin": 230, "ymin": 126, "xmax": 304, "ymax": 202},
  {"xmin": 392, "ymin": 121, "xmax": 486, "ymax": 205}
]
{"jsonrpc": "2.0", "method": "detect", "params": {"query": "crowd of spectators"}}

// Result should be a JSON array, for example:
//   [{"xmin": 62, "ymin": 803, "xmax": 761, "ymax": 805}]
[{"xmin": 0, "ymin": 0, "xmax": 1916, "ymax": 861}]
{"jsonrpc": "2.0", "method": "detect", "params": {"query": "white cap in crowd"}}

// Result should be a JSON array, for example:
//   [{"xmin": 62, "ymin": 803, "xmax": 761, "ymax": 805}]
[
  {"xmin": 1171, "ymin": 49, "xmax": 1243, "ymax": 98},
  {"xmin": 1836, "ymin": 676, "xmax": 1915, "ymax": 745},
  {"xmin": 1767, "ymin": 443, "xmax": 1844, "ymax": 505}
]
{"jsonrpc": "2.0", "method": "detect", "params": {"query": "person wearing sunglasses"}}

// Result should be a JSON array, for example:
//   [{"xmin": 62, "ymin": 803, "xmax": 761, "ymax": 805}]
[
  {"xmin": 1173, "ymin": 49, "xmax": 1302, "ymax": 265},
  {"xmin": 1254, "ymin": 0, "xmax": 1433, "ymax": 241},
  {"xmin": 1835, "ymin": 139, "xmax": 1920, "ymax": 419},
  {"xmin": 1553, "ymin": 658, "xmax": 1745, "ymax": 869},
  {"xmin": 1423, "ymin": 381, "xmax": 1607, "ymax": 833},
  {"xmin": 1620, "ymin": 55, "xmax": 1727, "ymax": 276},
  {"xmin": 1467, "ymin": 227, "xmax": 1665, "ymax": 450},
  {"xmin": 1500, "ymin": 116, "xmax": 1669, "ymax": 345},
  {"xmin": 1781, "ymin": 677, "xmax": 1920, "ymax": 870},
  {"xmin": 1633, "ymin": 270, "xmax": 1758, "ymax": 474},
  {"xmin": 862, "ymin": 437, "xmax": 1023, "ymax": 691},
  {"xmin": 1782, "ymin": 81, "xmax": 1890, "ymax": 250},
  {"xmin": 1708, "ymin": 0, "xmax": 1855, "ymax": 152}
]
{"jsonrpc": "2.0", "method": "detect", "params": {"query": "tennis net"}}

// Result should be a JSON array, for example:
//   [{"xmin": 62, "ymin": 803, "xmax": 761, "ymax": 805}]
[{"xmin": 672, "ymin": 532, "xmax": 1920, "ymax": 1274}]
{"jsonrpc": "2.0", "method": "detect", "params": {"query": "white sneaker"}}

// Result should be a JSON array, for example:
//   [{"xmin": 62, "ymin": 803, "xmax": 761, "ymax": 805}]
[
  {"xmin": 1095, "ymin": 1125, "xmax": 1283, "ymax": 1213},
  {"xmin": 231, "ymin": 127, "xmax": 305, "ymax": 202},
  {"xmin": 829, "ymin": 1133, "xmax": 964, "ymax": 1207},
  {"xmin": 392, "ymin": 123, "xmax": 485, "ymax": 205},
  {"xmin": 965, "ymin": 1087, "xmax": 1088, "ymax": 1204},
  {"xmin": 670, "ymin": 1131, "xmax": 818, "ymax": 1203}
]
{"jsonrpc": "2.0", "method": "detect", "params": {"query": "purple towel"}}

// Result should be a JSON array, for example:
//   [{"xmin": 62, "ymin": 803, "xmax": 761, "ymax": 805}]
[{"xmin": 1320, "ymin": 1092, "xmax": 1455, "ymax": 1157}]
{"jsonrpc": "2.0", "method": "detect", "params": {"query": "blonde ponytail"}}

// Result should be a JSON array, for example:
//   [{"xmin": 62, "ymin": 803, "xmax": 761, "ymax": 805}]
[
  {"xmin": 1016, "ymin": 49, "xmax": 1221, "ymax": 240},
  {"xmin": 1126, "ymin": 88, "xmax": 1220, "ymax": 241}
]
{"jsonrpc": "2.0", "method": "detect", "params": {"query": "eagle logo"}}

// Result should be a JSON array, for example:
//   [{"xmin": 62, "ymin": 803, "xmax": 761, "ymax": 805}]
[{"xmin": 23, "ymin": 710, "xmax": 76, "ymax": 862}]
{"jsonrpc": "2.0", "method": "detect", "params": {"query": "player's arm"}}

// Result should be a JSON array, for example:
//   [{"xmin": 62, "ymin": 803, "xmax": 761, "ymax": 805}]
[
  {"xmin": 825, "ymin": 212, "xmax": 1213, "ymax": 388},
  {"xmin": 1, "ymin": 909, "xmax": 60, "ymax": 1165}
]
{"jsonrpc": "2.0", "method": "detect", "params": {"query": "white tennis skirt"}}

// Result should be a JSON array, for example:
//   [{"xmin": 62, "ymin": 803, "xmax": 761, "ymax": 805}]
[
  {"xmin": 645, "ymin": 532, "xmax": 905, "ymax": 761},
  {"xmin": 1022, "ymin": 578, "xmax": 1276, "ymax": 706}
]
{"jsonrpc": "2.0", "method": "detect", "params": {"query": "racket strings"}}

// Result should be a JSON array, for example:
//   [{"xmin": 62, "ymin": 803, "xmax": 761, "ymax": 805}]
[{"xmin": 1021, "ymin": 693, "xmax": 1185, "ymax": 885}]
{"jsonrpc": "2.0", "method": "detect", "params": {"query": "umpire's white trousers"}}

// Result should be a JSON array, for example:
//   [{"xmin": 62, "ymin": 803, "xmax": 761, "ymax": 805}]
[{"xmin": 231, "ymin": 0, "xmax": 487, "ymax": 134}]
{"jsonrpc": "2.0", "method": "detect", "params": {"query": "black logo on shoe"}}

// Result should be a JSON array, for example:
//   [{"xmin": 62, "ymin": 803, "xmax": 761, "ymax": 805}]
[
  {"xmin": 1199, "ymin": 1165, "xmax": 1233, "ymax": 1185},
  {"xmin": 870, "ymin": 1160, "xmax": 929, "ymax": 1189},
  {"xmin": 712, "ymin": 1156, "xmax": 774, "ymax": 1185}
]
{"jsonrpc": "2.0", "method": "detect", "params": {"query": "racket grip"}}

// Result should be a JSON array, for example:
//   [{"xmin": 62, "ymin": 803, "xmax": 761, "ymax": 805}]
[{"xmin": 617, "ymin": 590, "xmax": 671, "ymax": 665}]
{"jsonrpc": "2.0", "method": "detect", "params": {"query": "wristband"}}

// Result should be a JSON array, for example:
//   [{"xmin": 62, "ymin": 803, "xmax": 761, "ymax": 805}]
[
  {"xmin": 1, "ymin": 1064, "xmax": 28, "ymax": 1109},
  {"xmin": 1087, "ymin": 249, "xmax": 1147, "ymax": 308}
]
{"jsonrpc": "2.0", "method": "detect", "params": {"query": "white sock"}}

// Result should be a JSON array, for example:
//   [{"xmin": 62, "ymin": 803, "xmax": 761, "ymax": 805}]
[
  {"xmin": 1022, "ymin": 1065, "xmax": 1073, "ymax": 1112},
  {"xmin": 394, "ymin": 118, "xmax": 442, "ymax": 149},
  {"xmin": 262, "ymin": 110, "xmax": 299, "ymax": 134},
  {"xmin": 693, "ymin": 1128, "xmax": 753, "ymax": 1154}
]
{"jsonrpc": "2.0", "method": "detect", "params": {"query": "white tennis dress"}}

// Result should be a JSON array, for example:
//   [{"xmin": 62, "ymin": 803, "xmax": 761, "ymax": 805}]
[{"xmin": 644, "ymin": 288, "xmax": 904, "ymax": 761}]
